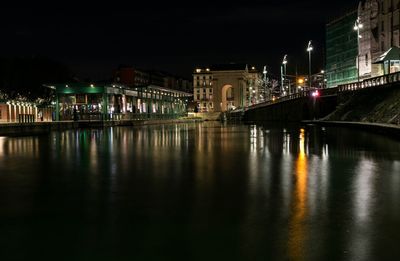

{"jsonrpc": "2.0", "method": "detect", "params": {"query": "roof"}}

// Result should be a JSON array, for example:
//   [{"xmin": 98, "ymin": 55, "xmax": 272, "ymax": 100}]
[{"xmin": 373, "ymin": 46, "xmax": 400, "ymax": 64}]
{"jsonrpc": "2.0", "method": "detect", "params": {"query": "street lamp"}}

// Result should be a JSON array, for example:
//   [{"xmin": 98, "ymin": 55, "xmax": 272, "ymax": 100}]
[
  {"xmin": 263, "ymin": 66, "xmax": 268, "ymax": 101},
  {"xmin": 282, "ymin": 54, "xmax": 288, "ymax": 96},
  {"xmin": 354, "ymin": 17, "xmax": 363, "ymax": 83},
  {"xmin": 307, "ymin": 41, "xmax": 313, "ymax": 91}
]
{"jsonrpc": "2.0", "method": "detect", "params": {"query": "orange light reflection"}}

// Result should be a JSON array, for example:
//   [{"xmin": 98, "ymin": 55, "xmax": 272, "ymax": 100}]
[{"xmin": 288, "ymin": 129, "xmax": 308, "ymax": 261}]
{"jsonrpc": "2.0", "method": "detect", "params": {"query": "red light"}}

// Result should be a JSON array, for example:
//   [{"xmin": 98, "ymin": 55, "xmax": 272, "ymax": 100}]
[{"xmin": 312, "ymin": 90, "xmax": 319, "ymax": 97}]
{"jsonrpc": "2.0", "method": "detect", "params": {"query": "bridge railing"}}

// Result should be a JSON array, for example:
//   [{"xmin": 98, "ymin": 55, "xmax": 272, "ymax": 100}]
[
  {"xmin": 245, "ymin": 71, "xmax": 400, "ymax": 111},
  {"xmin": 246, "ymin": 90, "xmax": 311, "ymax": 110},
  {"xmin": 339, "ymin": 71, "xmax": 400, "ymax": 92}
]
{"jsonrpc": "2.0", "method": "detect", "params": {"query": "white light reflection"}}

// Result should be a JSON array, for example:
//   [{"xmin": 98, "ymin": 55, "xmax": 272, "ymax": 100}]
[
  {"xmin": 0, "ymin": 137, "xmax": 6, "ymax": 157},
  {"xmin": 348, "ymin": 157, "xmax": 377, "ymax": 261},
  {"xmin": 390, "ymin": 161, "xmax": 400, "ymax": 215},
  {"xmin": 250, "ymin": 125, "xmax": 258, "ymax": 152}
]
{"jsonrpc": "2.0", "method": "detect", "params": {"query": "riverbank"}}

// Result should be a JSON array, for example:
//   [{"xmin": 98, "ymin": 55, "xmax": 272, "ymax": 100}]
[
  {"xmin": 0, "ymin": 118, "xmax": 203, "ymax": 136},
  {"xmin": 303, "ymin": 120, "xmax": 400, "ymax": 139}
]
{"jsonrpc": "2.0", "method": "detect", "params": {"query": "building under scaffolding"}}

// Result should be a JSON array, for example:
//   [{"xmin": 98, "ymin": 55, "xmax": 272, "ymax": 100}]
[{"xmin": 326, "ymin": 10, "xmax": 358, "ymax": 88}]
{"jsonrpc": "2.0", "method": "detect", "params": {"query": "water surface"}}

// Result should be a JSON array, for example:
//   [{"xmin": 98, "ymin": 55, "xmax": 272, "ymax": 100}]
[{"xmin": 0, "ymin": 122, "xmax": 400, "ymax": 260}]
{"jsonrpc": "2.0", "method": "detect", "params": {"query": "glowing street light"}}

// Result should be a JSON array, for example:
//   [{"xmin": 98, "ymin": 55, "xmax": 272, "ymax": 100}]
[
  {"xmin": 354, "ymin": 17, "xmax": 363, "ymax": 83},
  {"xmin": 307, "ymin": 41, "xmax": 313, "ymax": 91},
  {"xmin": 281, "ymin": 54, "xmax": 288, "ymax": 95}
]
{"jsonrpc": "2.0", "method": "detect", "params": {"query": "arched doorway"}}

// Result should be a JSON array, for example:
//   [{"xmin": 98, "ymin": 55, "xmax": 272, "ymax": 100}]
[{"xmin": 221, "ymin": 84, "xmax": 235, "ymax": 112}]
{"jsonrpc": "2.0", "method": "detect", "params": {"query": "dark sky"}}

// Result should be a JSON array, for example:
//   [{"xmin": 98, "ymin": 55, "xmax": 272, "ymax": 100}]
[{"xmin": 1, "ymin": 0, "xmax": 359, "ymax": 80}]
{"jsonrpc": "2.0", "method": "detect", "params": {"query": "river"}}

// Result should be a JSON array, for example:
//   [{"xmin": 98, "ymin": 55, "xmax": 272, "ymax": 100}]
[{"xmin": 0, "ymin": 122, "xmax": 399, "ymax": 260}]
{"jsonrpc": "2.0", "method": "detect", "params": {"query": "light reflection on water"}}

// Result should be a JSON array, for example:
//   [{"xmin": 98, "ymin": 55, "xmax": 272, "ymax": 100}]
[{"xmin": 0, "ymin": 122, "xmax": 400, "ymax": 260}]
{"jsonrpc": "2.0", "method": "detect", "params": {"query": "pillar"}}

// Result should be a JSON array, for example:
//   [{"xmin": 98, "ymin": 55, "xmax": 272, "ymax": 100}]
[{"xmin": 55, "ymin": 94, "xmax": 60, "ymax": 121}]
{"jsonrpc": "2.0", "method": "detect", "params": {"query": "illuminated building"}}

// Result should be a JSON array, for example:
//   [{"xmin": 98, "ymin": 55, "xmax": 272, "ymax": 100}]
[
  {"xmin": 193, "ymin": 64, "xmax": 261, "ymax": 112},
  {"xmin": 326, "ymin": 0, "xmax": 400, "ymax": 87},
  {"xmin": 48, "ymin": 83, "xmax": 191, "ymax": 121},
  {"xmin": 326, "ymin": 10, "xmax": 358, "ymax": 87}
]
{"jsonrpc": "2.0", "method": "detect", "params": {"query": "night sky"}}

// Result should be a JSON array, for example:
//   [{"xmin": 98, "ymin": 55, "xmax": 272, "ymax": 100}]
[{"xmin": 1, "ymin": 0, "xmax": 359, "ymax": 80}]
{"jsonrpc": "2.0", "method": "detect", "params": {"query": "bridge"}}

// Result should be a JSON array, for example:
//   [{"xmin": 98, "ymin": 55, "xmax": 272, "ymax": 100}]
[{"xmin": 240, "ymin": 71, "xmax": 400, "ymax": 122}]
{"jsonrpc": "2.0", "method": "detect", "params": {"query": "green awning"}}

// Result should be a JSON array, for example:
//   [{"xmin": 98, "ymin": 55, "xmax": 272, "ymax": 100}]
[{"xmin": 373, "ymin": 46, "xmax": 400, "ymax": 64}]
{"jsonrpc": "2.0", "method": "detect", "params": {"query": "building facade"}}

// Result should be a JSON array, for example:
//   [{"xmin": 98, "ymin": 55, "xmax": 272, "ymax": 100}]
[
  {"xmin": 114, "ymin": 66, "xmax": 193, "ymax": 93},
  {"xmin": 49, "ymin": 83, "xmax": 191, "ymax": 121},
  {"xmin": 193, "ymin": 64, "xmax": 261, "ymax": 112},
  {"xmin": 0, "ymin": 100, "xmax": 39, "ymax": 123},
  {"xmin": 358, "ymin": 0, "xmax": 400, "ymax": 78},
  {"xmin": 326, "ymin": 10, "xmax": 358, "ymax": 88}
]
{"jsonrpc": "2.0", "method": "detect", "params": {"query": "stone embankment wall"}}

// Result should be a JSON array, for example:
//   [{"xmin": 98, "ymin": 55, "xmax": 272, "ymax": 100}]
[{"xmin": 325, "ymin": 85, "xmax": 400, "ymax": 124}]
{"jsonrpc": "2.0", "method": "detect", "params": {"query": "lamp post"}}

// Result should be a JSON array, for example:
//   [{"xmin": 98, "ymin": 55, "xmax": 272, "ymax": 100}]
[
  {"xmin": 282, "ymin": 54, "xmax": 288, "ymax": 96},
  {"xmin": 263, "ymin": 66, "xmax": 268, "ymax": 101},
  {"xmin": 354, "ymin": 17, "xmax": 363, "ymax": 83},
  {"xmin": 307, "ymin": 41, "xmax": 313, "ymax": 91}
]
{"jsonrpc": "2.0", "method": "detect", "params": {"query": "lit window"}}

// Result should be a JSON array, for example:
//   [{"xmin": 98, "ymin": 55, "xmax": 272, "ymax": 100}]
[{"xmin": 196, "ymin": 69, "xmax": 201, "ymax": 73}]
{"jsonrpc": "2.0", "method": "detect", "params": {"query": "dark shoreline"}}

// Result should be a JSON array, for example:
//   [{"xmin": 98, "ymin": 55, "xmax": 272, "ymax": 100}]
[
  {"xmin": 302, "ymin": 120, "xmax": 400, "ymax": 139},
  {"xmin": 0, "ymin": 118, "xmax": 203, "ymax": 136}
]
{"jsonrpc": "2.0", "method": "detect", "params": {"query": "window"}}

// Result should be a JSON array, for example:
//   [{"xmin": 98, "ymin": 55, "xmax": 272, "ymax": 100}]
[
  {"xmin": 365, "ymin": 53, "xmax": 369, "ymax": 66},
  {"xmin": 197, "ymin": 94, "xmax": 200, "ymax": 100},
  {"xmin": 382, "ymin": 21, "xmax": 384, "ymax": 31},
  {"xmin": 209, "ymin": 88, "xmax": 212, "ymax": 93},
  {"xmin": 203, "ymin": 76, "xmax": 206, "ymax": 80},
  {"xmin": 197, "ymin": 81, "xmax": 200, "ymax": 86},
  {"xmin": 203, "ymin": 81, "xmax": 206, "ymax": 86},
  {"xmin": 203, "ymin": 88, "xmax": 206, "ymax": 92}
]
